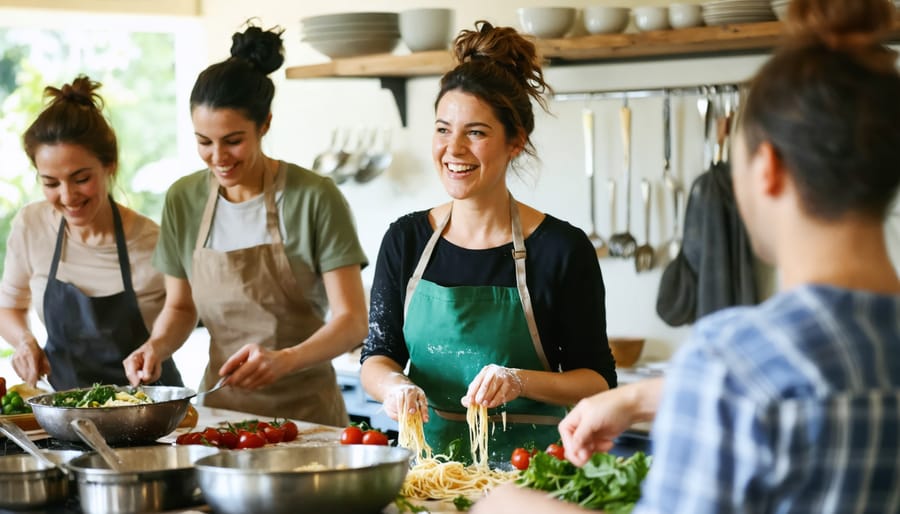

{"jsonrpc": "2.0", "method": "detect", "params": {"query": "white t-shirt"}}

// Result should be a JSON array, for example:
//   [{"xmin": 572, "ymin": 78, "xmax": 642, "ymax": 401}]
[{"xmin": 206, "ymin": 190, "xmax": 287, "ymax": 251}]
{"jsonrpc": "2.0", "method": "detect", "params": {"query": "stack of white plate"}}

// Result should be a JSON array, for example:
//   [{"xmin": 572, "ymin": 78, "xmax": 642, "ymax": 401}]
[
  {"xmin": 702, "ymin": 0, "xmax": 776, "ymax": 26},
  {"xmin": 301, "ymin": 12, "xmax": 400, "ymax": 59},
  {"xmin": 770, "ymin": 0, "xmax": 790, "ymax": 21}
]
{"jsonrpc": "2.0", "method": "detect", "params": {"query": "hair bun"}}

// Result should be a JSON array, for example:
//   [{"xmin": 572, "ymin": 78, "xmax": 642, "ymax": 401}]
[
  {"xmin": 230, "ymin": 23, "xmax": 285, "ymax": 75},
  {"xmin": 786, "ymin": 0, "xmax": 893, "ymax": 51},
  {"xmin": 48, "ymin": 75, "xmax": 103, "ymax": 109}
]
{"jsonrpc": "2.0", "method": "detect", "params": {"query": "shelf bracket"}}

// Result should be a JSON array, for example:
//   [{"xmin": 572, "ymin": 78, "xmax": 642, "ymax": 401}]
[{"xmin": 379, "ymin": 77, "xmax": 408, "ymax": 127}]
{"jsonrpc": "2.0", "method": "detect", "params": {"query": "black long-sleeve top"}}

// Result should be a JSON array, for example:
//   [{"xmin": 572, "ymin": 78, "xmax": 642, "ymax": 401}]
[{"xmin": 361, "ymin": 210, "xmax": 617, "ymax": 388}]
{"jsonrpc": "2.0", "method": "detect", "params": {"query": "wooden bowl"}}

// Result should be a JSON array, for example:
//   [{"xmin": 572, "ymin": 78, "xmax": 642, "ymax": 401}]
[{"xmin": 609, "ymin": 337, "xmax": 645, "ymax": 368}]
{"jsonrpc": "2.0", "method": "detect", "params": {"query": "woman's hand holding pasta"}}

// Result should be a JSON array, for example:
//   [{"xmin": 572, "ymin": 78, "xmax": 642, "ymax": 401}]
[
  {"xmin": 462, "ymin": 364, "xmax": 524, "ymax": 409},
  {"xmin": 384, "ymin": 383, "xmax": 428, "ymax": 422},
  {"xmin": 12, "ymin": 336, "xmax": 50, "ymax": 387}
]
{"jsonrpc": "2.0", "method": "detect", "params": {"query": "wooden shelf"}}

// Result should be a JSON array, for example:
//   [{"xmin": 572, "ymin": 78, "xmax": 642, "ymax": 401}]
[{"xmin": 285, "ymin": 19, "xmax": 900, "ymax": 124}]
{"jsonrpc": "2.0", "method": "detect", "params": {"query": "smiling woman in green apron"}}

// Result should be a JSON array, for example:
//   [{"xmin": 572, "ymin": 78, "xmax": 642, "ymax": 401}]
[
  {"xmin": 360, "ymin": 22, "xmax": 617, "ymax": 462},
  {"xmin": 123, "ymin": 23, "xmax": 368, "ymax": 427},
  {"xmin": 0, "ymin": 76, "xmax": 183, "ymax": 390}
]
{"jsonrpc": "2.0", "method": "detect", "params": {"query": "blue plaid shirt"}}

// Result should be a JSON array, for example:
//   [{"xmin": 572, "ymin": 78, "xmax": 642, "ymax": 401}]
[{"xmin": 635, "ymin": 285, "xmax": 900, "ymax": 514}]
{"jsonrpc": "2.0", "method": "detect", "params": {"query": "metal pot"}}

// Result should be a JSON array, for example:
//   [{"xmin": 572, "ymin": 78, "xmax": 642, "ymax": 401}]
[
  {"xmin": 0, "ymin": 449, "xmax": 82, "ymax": 509},
  {"xmin": 66, "ymin": 444, "xmax": 219, "ymax": 514},
  {"xmin": 28, "ymin": 386, "xmax": 196, "ymax": 444},
  {"xmin": 195, "ymin": 445, "xmax": 412, "ymax": 514}
]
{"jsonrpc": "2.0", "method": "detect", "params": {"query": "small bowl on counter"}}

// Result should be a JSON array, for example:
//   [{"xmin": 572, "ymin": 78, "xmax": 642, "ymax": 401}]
[
  {"xmin": 195, "ymin": 445, "xmax": 412, "ymax": 514},
  {"xmin": 517, "ymin": 7, "xmax": 577, "ymax": 38},
  {"xmin": 583, "ymin": 6, "xmax": 631, "ymax": 34},
  {"xmin": 0, "ymin": 450, "xmax": 82, "ymax": 510},
  {"xmin": 633, "ymin": 6, "xmax": 671, "ymax": 31},
  {"xmin": 609, "ymin": 337, "xmax": 646, "ymax": 368}
]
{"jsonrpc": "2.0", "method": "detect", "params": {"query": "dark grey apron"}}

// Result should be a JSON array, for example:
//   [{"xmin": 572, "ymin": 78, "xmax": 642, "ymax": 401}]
[{"xmin": 42, "ymin": 197, "xmax": 183, "ymax": 390}]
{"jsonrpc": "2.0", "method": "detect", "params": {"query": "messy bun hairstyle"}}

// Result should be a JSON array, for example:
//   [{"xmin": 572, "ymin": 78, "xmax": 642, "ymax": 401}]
[
  {"xmin": 22, "ymin": 75, "xmax": 118, "ymax": 175},
  {"xmin": 738, "ymin": 0, "xmax": 900, "ymax": 221},
  {"xmin": 190, "ymin": 21, "xmax": 285, "ymax": 127},
  {"xmin": 437, "ymin": 20, "xmax": 552, "ymax": 162}
]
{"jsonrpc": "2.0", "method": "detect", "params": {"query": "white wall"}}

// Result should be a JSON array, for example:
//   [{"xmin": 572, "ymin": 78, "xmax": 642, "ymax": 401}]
[{"xmin": 194, "ymin": 0, "xmax": 776, "ymax": 362}]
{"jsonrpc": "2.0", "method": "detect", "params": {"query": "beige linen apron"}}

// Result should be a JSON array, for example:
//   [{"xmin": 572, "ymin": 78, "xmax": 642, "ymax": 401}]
[{"xmin": 191, "ymin": 163, "xmax": 348, "ymax": 427}]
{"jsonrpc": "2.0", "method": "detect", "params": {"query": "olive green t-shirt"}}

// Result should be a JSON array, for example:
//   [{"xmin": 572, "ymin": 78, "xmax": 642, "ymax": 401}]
[{"xmin": 152, "ymin": 161, "xmax": 367, "ymax": 318}]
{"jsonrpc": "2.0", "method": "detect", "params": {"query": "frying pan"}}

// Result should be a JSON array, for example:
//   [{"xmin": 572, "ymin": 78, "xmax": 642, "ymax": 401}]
[{"xmin": 28, "ymin": 385, "xmax": 196, "ymax": 445}]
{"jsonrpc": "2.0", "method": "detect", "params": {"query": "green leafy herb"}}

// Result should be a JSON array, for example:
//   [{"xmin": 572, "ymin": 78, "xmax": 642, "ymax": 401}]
[
  {"xmin": 439, "ymin": 438, "xmax": 467, "ymax": 464},
  {"xmin": 393, "ymin": 495, "xmax": 428, "ymax": 513},
  {"xmin": 452, "ymin": 495, "xmax": 473, "ymax": 511},
  {"xmin": 52, "ymin": 383, "xmax": 117, "ymax": 408},
  {"xmin": 516, "ymin": 451, "xmax": 651, "ymax": 512}
]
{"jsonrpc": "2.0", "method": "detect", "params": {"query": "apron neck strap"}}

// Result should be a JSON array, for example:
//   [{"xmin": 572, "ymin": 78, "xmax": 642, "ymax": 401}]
[
  {"xmin": 48, "ymin": 196, "xmax": 135, "ymax": 293},
  {"xmin": 196, "ymin": 161, "xmax": 281, "ymax": 251}
]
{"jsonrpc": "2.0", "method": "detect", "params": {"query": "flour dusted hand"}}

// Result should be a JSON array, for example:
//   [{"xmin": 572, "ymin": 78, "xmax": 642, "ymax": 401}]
[{"xmin": 462, "ymin": 364, "xmax": 525, "ymax": 409}]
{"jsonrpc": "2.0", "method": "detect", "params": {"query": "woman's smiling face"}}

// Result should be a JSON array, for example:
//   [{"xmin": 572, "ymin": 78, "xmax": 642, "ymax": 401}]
[
  {"xmin": 35, "ymin": 142, "xmax": 112, "ymax": 228},
  {"xmin": 192, "ymin": 105, "xmax": 268, "ymax": 192},
  {"xmin": 432, "ymin": 90, "xmax": 523, "ymax": 202}
]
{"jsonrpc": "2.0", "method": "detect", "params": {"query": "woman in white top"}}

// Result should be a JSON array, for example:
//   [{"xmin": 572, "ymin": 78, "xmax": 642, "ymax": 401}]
[{"xmin": 0, "ymin": 75, "xmax": 182, "ymax": 389}]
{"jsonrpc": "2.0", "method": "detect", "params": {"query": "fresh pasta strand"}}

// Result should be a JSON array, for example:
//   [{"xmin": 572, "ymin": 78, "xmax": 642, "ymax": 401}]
[
  {"xmin": 401, "ymin": 458, "xmax": 519, "ymax": 501},
  {"xmin": 467, "ymin": 404, "xmax": 489, "ymax": 469},
  {"xmin": 398, "ymin": 394, "xmax": 432, "ymax": 461}
]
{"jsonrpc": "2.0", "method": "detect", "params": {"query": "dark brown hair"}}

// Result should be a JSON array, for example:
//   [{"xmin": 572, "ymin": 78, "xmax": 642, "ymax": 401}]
[
  {"xmin": 436, "ymin": 20, "xmax": 552, "ymax": 161},
  {"xmin": 22, "ymin": 75, "xmax": 118, "ymax": 175},
  {"xmin": 738, "ymin": 0, "xmax": 900, "ymax": 220},
  {"xmin": 190, "ymin": 21, "xmax": 285, "ymax": 127}
]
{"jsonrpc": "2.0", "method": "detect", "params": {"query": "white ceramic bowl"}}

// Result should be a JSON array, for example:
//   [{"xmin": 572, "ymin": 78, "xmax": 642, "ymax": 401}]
[
  {"xmin": 633, "ymin": 6, "xmax": 670, "ymax": 31},
  {"xmin": 583, "ymin": 6, "xmax": 631, "ymax": 34},
  {"xmin": 668, "ymin": 3, "xmax": 703, "ymax": 28},
  {"xmin": 306, "ymin": 36, "xmax": 400, "ymax": 59},
  {"xmin": 301, "ymin": 12, "xmax": 398, "ymax": 27},
  {"xmin": 517, "ymin": 7, "xmax": 577, "ymax": 38},
  {"xmin": 400, "ymin": 8, "xmax": 454, "ymax": 52}
]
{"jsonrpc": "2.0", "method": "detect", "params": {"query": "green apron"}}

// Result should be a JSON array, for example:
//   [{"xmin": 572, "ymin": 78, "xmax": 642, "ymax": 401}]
[{"xmin": 403, "ymin": 196, "xmax": 566, "ymax": 464}]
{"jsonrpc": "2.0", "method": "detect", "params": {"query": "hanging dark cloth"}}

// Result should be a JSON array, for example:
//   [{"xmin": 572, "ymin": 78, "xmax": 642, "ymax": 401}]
[{"xmin": 656, "ymin": 161, "xmax": 758, "ymax": 326}]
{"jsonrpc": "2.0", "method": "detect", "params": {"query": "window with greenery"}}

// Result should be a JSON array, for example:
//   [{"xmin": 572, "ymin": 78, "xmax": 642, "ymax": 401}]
[{"xmin": 0, "ymin": 27, "xmax": 179, "ymax": 267}]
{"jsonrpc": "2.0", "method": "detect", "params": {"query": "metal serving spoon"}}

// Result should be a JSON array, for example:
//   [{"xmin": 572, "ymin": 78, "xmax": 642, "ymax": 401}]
[
  {"xmin": 70, "ymin": 418, "xmax": 125, "ymax": 472},
  {"xmin": 0, "ymin": 420, "xmax": 69, "ymax": 475}
]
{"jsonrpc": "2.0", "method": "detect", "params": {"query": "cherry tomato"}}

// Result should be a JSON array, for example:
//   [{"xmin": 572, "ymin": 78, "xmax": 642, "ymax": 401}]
[
  {"xmin": 237, "ymin": 432, "xmax": 266, "ymax": 449},
  {"xmin": 218, "ymin": 430, "xmax": 239, "ymax": 450},
  {"xmin": 256, "ymin": 421, "xmax": 271, "ymax": 432},
  {"xmin": 281, "ymin": 421, "xmax": 298, "ymax": 442},
  {"xmin": 263, "ymin": 426, "xmax": 285, "ymax": 444},
  {"xmin": 361, "ymin": 430, "xmax": 389, "ymax": 446},
  {"xmin": 0, "ymin": 377, "xmax": 6, "ymax": 399},
  {"xmin": 201, "ymin": 427, "xmax": 221, "ymax": 446},
  {"xmin": 546, "ymin": 443, "xmax": 565, "ymax": 460},
  {"xmin": 340, "ymin": 426, "xmax": 364, "ymax": 445},
  {"xmin": 176, "ymin": 432, "xmax": 204, "ymax": 445},
  {"xmin": 511, "ymin": 447, "xmax": 532, "ymax": 470}
]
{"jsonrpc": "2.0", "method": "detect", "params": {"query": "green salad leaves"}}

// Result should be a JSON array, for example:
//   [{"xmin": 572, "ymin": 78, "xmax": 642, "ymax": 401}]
[
  {"xmin": 52, "ymin": 384, "xmax": 118, "ymax": 408},
  {"xmin": 517, "ymin": 451, "xmax": 651, "ymax": 513}
]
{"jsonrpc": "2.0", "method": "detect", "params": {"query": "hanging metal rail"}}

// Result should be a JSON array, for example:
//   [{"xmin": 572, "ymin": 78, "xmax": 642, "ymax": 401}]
[{"xmin": 551, "ymin": 82, "xmax": 745, "ymax": 103}]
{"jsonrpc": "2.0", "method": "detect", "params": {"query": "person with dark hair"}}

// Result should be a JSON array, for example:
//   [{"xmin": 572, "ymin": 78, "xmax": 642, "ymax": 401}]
[
  {"xmin": 123, "ymin": 23, "xmax": 367, "ymax": 425},
  {"xmin": 360, "ymin": 21, "xmax": 615, "ymax": 460},
  {"xmin": 473, "ymin": 0, "xmax": 900, "ymax": 512},
  {"xmin": 0, "ymin": 75, "xmax": 183, "ymax": 390}
]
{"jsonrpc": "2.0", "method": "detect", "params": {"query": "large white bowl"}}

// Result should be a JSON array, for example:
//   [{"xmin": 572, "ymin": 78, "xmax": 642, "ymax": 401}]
[
  {"xmin": 517, "ymin": 7, "xmax": 577, "ymax": 38},
  {"xmin": 669, "ymin": 3, "xmax": 704, "ymax": 28},
  {"xmin": 302, "ymin": 29, "xmax": 400, "ymax": 41},
  {"xmin": 583, "ymin": 6, "xmax": 631, "ymax": 34},
  {"xmin": 634, "ymin": 6, "xmax": 671, "ymax": 31},
  {"xmin": 301, "ymin": 20, "xmax": 399, "ymax": 34},
  {"xmin": 400, "ymin": 8, "xmax": 454, "ymax": 52},
  {"xmin": 306, "ymin": 36, "xmax": 400, "ymax": 59}
]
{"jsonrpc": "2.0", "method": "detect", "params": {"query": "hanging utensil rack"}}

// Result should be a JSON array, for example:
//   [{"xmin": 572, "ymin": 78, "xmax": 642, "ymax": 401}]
[{"xmin": 552, "ymin": 82, "xmax": 744, "ymax": 103}]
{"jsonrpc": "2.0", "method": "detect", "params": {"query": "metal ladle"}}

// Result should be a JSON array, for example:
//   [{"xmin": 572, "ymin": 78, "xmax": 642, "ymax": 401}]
[
  {"xmin": 634, "ymin": 179, "xmax": 655, "ymax": 272},
  {"xmin": 0, "ymin": 420, "xmax": 69, "ymax": 476},
  {"xmin": 313, "ymin": 127, "xmax": 350, "ymax": 179},
  {"xmin": 70, "ymin": 419, "xmax": 125, "ymax": 472},
  {"xmin": 355, "ymin": 127, "xmax": 393, "ymax": 183},
  {"xmin": 582, "ymin": 108, "xmax": 608, "ymax": 257},
  {"xmin": 662, "ymin": 92, "xmax": 683, "ymax": 261},
  {"xmin": 608, "ymin": 99, "xmax": 637, "ymax": 258}
]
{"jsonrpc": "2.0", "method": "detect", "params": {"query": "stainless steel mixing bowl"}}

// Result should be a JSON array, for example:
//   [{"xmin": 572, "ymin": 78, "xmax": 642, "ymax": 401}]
[
  {"xmin": 66, "ymin": 444, "xmax": 220, "ymax": 514},
  {"xmin": 0, "ymin": 449, "xmax": 82, "ymax": 509},
  {"xmin": 195, "ymin": 445, "xmax": 412, "ymax": 514},
  {"xmin": 28, "ymin": 385, "xmax": 196, "ymax": 444}
]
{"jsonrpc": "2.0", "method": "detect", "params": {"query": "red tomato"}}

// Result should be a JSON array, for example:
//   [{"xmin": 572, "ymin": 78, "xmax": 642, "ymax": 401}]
[
  {"xmin": 256, "ymin": 421, "xmax": 271, "ymax": 432},
  {"xmin": 511, "ymin": 447, "xmax": 532, "ymax": 470},
  {"xmin": 361, "ymin": 430, "xmax": 389, "ymax": 446},
  {"xmin": 176, "ymin": 432, "xmax": 204, "ymax": 445},
  {"xmin": 546, "ymin": 443, "xmax": 565, "ymax": 460},
  {"xmin": 280, "ymin": 421, "xmax": 298, "ymax": 442},
  {"xmin": 0, "ymin": 377, "xmax": 6, "ymax": 399},
  {"xmin": 263, "ymin": 426, "xmax": 285, "ymax": 444},
  {"xmin": 218, "ymin": 430, "xmax": 239, "ymax": 450},
  {"xmin": 237, "ymin": 432, "xmax": 266, "ymax": 449},
  {"xmin": 340, "ymin": 426, "xmax": 363, "ymax": 445},
  {"xmin": 201, "ymin": 427, "xmax": 221, "ymax": 446}
]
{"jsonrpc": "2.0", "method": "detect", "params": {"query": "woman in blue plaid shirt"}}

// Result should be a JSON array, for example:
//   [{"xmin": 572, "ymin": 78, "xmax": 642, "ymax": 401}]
[{"xmin": 473, "ymin": 0, "xmax": 900, "ymax": 512}]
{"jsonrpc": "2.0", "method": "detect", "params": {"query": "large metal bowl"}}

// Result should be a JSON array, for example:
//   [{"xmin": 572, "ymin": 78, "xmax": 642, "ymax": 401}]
[
  {"xmin": 28, "ymin": 386, "xmax": 196, "ymax": 444},
  {"xmin": 66, "ymin": 444, "xmax": 220, "ymax": 514},
  {"xmin": 195, "ymin": 445, "xmax": 412, "ymax": 514},
  {"xmin": 0, "ymin": 449, "xmax": 82, "ymax": 509}
]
